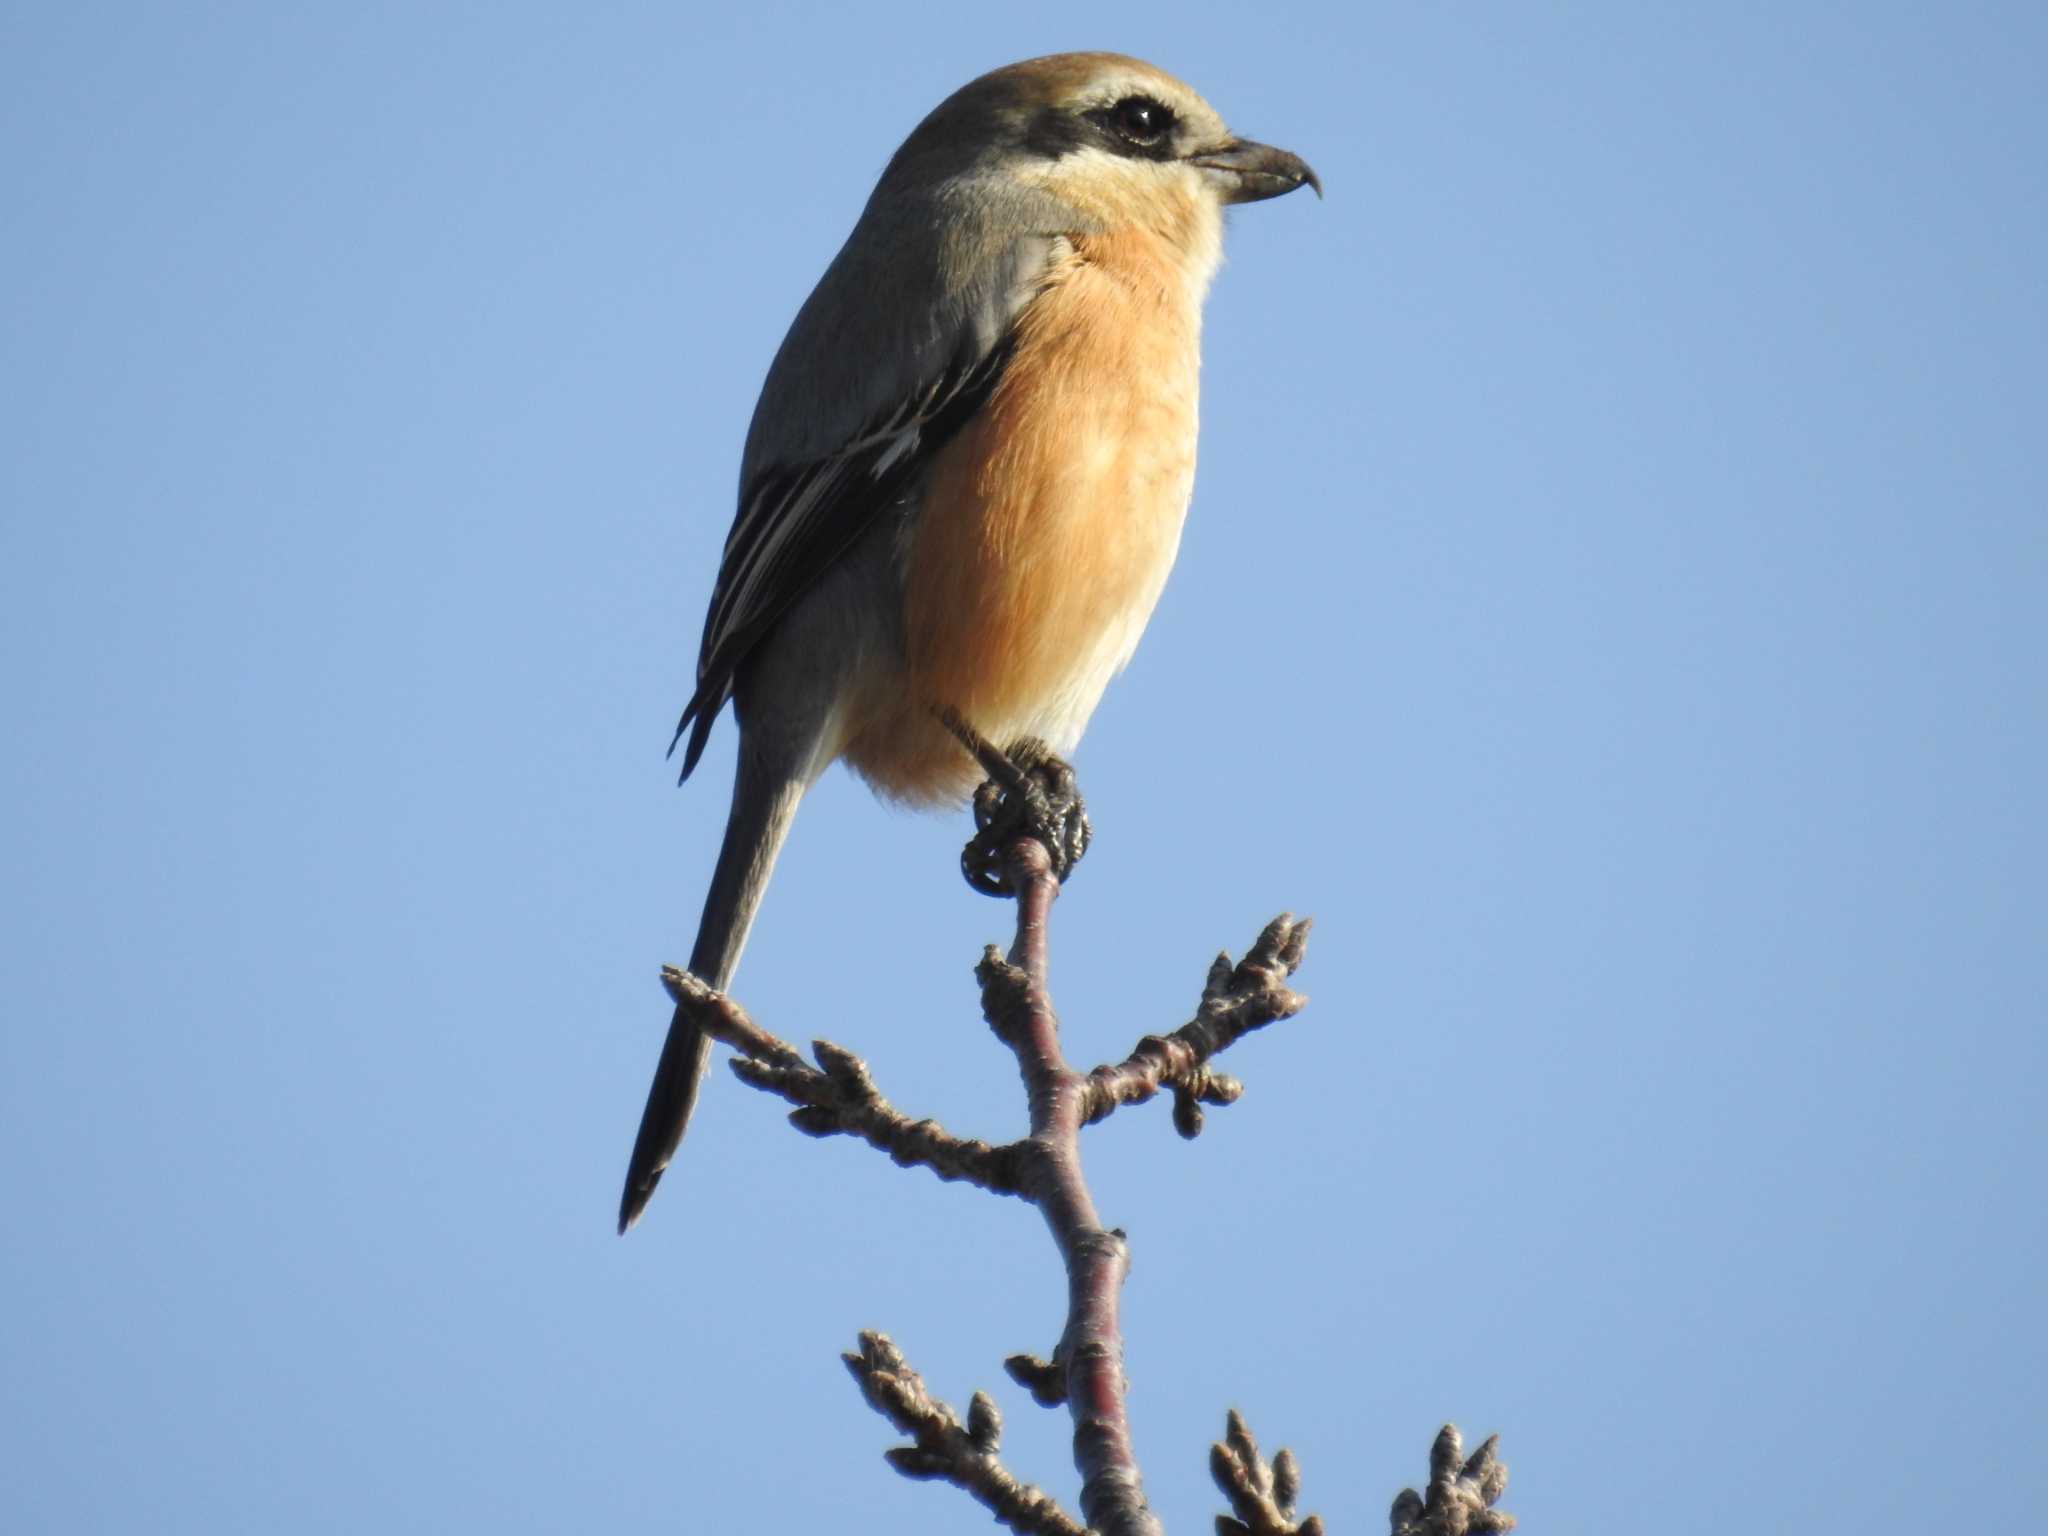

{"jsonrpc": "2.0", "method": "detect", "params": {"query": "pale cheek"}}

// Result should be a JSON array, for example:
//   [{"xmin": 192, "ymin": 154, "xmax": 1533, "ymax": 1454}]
[{"xmin": 1029, "ymin": 151, "xmax": 1217, "ymax": 247}]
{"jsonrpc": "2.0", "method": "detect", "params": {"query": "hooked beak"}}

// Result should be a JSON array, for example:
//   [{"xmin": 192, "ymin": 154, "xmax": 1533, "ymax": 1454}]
[{"xmin": 1191, "ymin": 138, "xmax": 1323, "ymax": 204}]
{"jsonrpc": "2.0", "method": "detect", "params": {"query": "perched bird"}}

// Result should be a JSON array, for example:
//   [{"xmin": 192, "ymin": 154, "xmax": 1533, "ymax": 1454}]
[{"xmin": 620, "ymin": 51, "xmax": 1319, "ymax": 1232}]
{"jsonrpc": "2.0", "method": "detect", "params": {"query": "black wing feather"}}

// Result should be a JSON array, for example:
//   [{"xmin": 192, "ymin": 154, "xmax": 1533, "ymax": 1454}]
[{"xmin": 669, "ymin": 336, "xmax": 1015, "ymax": 781}]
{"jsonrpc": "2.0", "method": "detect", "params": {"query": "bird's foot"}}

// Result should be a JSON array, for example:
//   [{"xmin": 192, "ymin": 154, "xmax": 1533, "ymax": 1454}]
[{"xmin": 938, "ymin": 712, "xmax": 1093, "ymax": 897}]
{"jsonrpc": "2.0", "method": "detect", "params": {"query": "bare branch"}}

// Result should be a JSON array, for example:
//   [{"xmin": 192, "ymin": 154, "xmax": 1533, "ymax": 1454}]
[
  {"xmin": 1389, "ymin": 1424, "xmax": 1514, "ymax": 1535},
  {"xmin": 974, "ymin": 835, "xmax": 1164, "ymax": 1536},
  {"xmin": 843, "ymin": 1331, "xmax": 1087, "ymax": 1536},
  {"xmin": 1081, "ymin": 915, "xmax": 1312, "ymax": 1134},
  {"xmin": 666, "ymin": 796, "xmax": 1511, "ymax": 1536},
  {"xmin": 656, "ymin": 965, "xmax": 806, "ymax": 1070},
  {"xmin": 661, "ymin": 966, "xmax": 1021, "ymax": 1192}
]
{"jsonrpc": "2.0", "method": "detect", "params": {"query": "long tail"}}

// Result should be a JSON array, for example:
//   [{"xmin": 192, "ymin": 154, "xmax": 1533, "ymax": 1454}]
[{"xmin": 618, "ymin": 744, "xmax": 807, "ymax": 1233}]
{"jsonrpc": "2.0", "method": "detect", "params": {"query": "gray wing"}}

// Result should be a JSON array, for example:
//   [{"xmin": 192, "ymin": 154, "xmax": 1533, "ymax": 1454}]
[{"xmin": 670, "ymin": 205, "xmax": 1055, "ymax": 782}]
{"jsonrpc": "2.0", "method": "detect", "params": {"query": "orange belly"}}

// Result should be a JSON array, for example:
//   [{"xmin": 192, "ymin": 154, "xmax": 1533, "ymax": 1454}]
[{"xmin": 842, "ymin": 228, "xmax": 1203, "ymax": 804}]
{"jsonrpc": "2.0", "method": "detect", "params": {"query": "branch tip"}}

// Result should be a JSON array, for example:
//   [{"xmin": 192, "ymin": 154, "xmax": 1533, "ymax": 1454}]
[
  {"xmin": 1391, "ymin": 1423, "xmax": 1514, "ymax": 1535},
  {"xmin": 1076, "ymin": 916, "xmax": 1313, "ymax": 1135},
  {"xmin": 1210, "ymin": 1410, "xmax": 1319, "ymax": 1536},
  {"xmin": 844, "ymin": 1331, "xmax": 1088, "ymax": 1536}
]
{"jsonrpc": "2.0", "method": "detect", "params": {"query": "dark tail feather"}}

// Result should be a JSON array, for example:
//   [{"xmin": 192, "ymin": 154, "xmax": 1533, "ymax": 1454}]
[
  {"xmin": 668, "ymin": 679, "xmax": 729, "ymax": 786},
  {"xmin": 617, "ymin": 1006, "xmax": 713, "ymax": 1233},
  {"xmin": 618, "ymin": 742, "xmax": 806, "ymax": 1234}
]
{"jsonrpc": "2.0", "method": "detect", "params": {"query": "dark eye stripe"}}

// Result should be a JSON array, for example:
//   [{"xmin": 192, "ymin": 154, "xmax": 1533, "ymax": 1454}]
[
  {"xmin": 1023, "ymin": 92, "xmax": 1185, "ymax": 164},
  {"xmin": 1077, "ymin": 94, "xmax": 1180, "ymax": 162}
]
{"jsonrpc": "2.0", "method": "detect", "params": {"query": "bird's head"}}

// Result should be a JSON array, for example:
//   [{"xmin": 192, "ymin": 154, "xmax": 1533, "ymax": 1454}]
[{"xmin": 882, "ymin": 52, "xmax": 1320, "ymax": 244}]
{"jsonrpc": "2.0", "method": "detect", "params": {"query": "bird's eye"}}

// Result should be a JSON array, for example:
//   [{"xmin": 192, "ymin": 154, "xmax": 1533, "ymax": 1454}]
[{"xmin": 1111, "ymin": 95, "xmax": 1174, "ymax": 146}]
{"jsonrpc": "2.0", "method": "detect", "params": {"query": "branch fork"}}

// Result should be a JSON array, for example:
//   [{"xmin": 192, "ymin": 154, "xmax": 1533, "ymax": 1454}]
[{"xmin": 656, "ymin": 794, "xmax": 1513, "ymax": 1533}]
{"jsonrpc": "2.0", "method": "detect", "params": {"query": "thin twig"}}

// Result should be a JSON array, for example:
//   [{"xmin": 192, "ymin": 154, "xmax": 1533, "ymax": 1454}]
[
  {"xmin": 1081, "ymin": 915, "xmax": 1312, "ymax": 1135},
  {"xmin": 843, "ymin": 1331, "xmax": 1087, "ymax": 1536},
  {"xmin": 660, "ymin": 967, "xmax": 1020, "ymax": 1192}
]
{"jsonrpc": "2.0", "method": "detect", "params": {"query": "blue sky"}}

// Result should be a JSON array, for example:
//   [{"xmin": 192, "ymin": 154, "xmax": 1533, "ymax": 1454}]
[{"xmin": 3, "ymin": 4, "xmax": 2043, "ymax": 1532}]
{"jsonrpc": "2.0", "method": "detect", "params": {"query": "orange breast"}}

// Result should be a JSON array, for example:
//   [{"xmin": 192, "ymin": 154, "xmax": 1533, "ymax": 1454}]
[{"xmin": 842, "ymin": 228, "xmax": 1203, "ymax": 803}]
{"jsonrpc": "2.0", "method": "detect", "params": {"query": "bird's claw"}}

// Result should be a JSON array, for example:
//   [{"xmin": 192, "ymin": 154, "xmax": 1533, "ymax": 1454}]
[{"xmin": 944, "ymin": 721, "xmax": 1092, "ymax": 897}]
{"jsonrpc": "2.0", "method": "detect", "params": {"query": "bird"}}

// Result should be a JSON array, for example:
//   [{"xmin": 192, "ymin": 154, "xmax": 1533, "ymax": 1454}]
[{"xmin": 619, "ymin": 51, "xmax": 1319, "ymax": 1233}]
